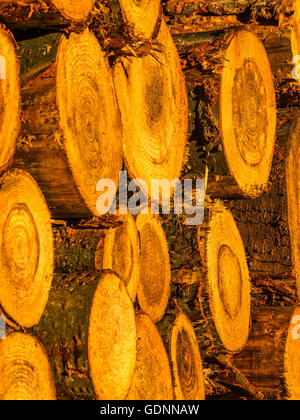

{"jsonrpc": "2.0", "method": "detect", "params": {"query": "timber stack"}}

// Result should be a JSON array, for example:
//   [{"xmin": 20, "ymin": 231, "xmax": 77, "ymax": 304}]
[{"xmin": 0, "ymin": 0, "xmax": 299, "ymax": 401}]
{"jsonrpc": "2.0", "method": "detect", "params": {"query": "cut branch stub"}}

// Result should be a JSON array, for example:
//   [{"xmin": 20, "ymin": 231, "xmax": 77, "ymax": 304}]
[
  {"xmin": 113, "ymin": 19, "xmax": 188, "ymax": 202},
  {"xmin": 220, "ymin": 30, "xmax": 277, "ymax": 198},
  {"xmin": 0, "ymin": 25, "xmax": 20, "ymax": 173},
  {"xmin": 199, "ymin": 202, "xmax": 251, "ymax": 353},
  {"xmin": 14, "ymin": 29, "xmax": 122, "ymax": 218},
  {"xmin": 157, "ymin": 311, "xmax": 206, "ymax": 400},
  {"xmin": 136, "ymin": 213, "xmax": 171, "ymax": 323},
  {"xmin": 0, "ymin": 0, "xmax": 95, "ymax": 29},
  {"xmin": 99, "ymin": 211, "xmax": 140, "ymax": 302},
  {"xmin": 0, "ymin": 170, "xmax": 53, "ymax": 328},
  {"xmin": 31, "ymin": 272, "xmax": 136, "ymax": 400},
  {"xmin": 0, "ymin": 333, "xmax": 56, "ymax": 400},
  {"xmin": 127, "ymin": 312, "xmax": 173, "ymax": 400},
  {"xmin": 286, "ymin": 117, "xmax": 300, "ymax": 297}
]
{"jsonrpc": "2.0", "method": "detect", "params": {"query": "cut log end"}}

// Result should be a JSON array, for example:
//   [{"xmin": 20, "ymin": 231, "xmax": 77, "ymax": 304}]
[
  {"xmin": 88, "ymin": 272, "xmax": 136, "ymax": 400},
  {"xmin": 170, "ymin": 313, "xmax": 205, "ymax": 400},
  {"xmin": 119, "ymin": 0, "xmax": 162, "ymax": 39},
  {"xmin": 0, "ymin": 26, "xmax": 20, "ymax": 172},
  {"xmin": 286, "ymin": 117, "xmax": 300, "ymax": 298},
  {"xmin": 100, "ymin": 211, "xmax": 140, "ymax": 301},
  {"xmin": 113, "ymin": 19, "xmax": 188, "ymax": 199},
  {"xmin": 285, "ymin": 307, "xmax": 300, "ymax": 400},
  {"xmin": 0, "ymin": 170, "xmax": 53, "ymax": 328},
  {"xmin": 0, "ymin": 333, "xmax": 56, "ymax": 400},
  {"xmin": 136, "ymin": 214, "xmax": 171, "ymax": 323},
  {"xmin": 52, "ymin": 0, "xmax": 95, "ymax": 21},
  {"xmin": 127, "ymin": 313, "xmax": 173, "ymax": 400},
  {"xmin": 56, "ymin": 29, "xmax": 122, "ymax": 216},
  {"xmin": 220, "ymin": 30, "xmax": 277, "ymax": 198},
  {"xmin": 205, "ymin": 202, "xmax": 251, "ymax": 352}
]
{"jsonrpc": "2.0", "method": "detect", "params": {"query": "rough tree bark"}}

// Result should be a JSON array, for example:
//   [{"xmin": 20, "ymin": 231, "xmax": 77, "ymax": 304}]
[
  {"xmin": 175, "ymin": 28, "xmax": 277, "ymax": 199},
  {"xmin": 0, "ymin": 0, "xmax": 95, "ymax": 29}
]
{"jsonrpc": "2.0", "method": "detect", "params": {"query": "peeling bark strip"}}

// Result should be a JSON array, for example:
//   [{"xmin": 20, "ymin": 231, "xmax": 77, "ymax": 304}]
[
  {"xmin": 29, "ymin": 271, "xmax": 136, "ymax": 400},
  {"xmin": 0, "ymin": 0, "xmax": 95, "ymax": 29},
  {"xmin": 0, "ymin": 170, "xmax": 53, "ymax": 329},
  {"xmin": 157, "ymin": 311, "xmax": 206, "ymax": 400},
  {"xmin": 0, "ymin": 333, "xmax": 56, "ymax": 400},
  {"xmin": 13, "ymin": 29, "xmax": 122, "ymax": 219},
  {"xmin": 127, "ymin": 312, "xmax": 174, "ymax": 400},
  {"xmin": 0, "ymin": 25, "xmax": 20, "ymax": 173},
  {"xmin": 176, "ymin": 28, "xmax": 276, "ymax": 199}
]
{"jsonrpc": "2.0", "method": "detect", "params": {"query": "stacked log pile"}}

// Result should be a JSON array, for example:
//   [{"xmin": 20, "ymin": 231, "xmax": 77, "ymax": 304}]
[{"xmin": 0, "ymin": 0, "xmax": 299, "ymax": 401}]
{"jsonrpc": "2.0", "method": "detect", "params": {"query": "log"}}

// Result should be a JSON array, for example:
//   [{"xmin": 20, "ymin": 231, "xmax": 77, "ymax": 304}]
[
  {"xmin": 127, "ymin": 312, "xmax": 174, "ymax": 400},
  {"xmin": 136, "ymin": 213, "xmax": 171, "ymax": 323},
  {"xmin": 196, "ymin": 202, "xmax": 251, "ymax": 353},
  {"xmin": 13, "ymin": 29, "xmax": 122, "ymax": 218},
  {"xmin": 0, "ymin": 0, "xmax": 95, "ymax": 29},
  {"xmin": 286, "ymin": 117, "xmax": 300, "ymax": 298},
  {"xmin": 92, "ymin": 0, "xmax": 162, "ymax": 53},
  {"xmin": 0, "ymin": 332, "xmax": 56, "ymax": 400},
  {"xmin": 224, "ymin": 116, "xmax": 299, "ymax": 285},
  {"xmin": 217, "ymin": 306, "xmax": 300, "ymax": 400},
  {"xmin": 113, "ymin": 19, "xmax": 188, "ymax": 203},
  {"xmin": 0, "ymin": 169, "xmax": 53, "ymax": 328},
  {"xmin": 176, "ymin": 28, "xmax": 277, "ymax": 199},
  {"xmin": 165, "ymin": 202, "xmax": 251, "ymax": 354},
  {"xmin": 163, "ymin": 0, "xmax": 283, "ymax": 34},
  {"xmin": 28, "ymin": 271, "xmax": 136, "ymax": 400},
  {"xmin": 157, "ymin": 311, "xmax": 206, "ymax": 400},
  {"xmin": 0, "ymin": 25, "xmax": 20, "ymax": 173},
  {"xmin": 53, "ymin": 211, "xmax": 140, "ymax": 301}
]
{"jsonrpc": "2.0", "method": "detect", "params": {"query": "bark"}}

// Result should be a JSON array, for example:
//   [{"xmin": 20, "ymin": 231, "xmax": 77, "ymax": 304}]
[{"xmin": 28, "ymin": 271, "xmax": 101, "ymax": 400}]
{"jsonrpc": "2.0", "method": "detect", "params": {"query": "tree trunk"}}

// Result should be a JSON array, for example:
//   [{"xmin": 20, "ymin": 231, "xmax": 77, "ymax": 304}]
[
  {"xmin": 168, "ymin": 202, "xmax": 251, "ymax": 354},
  {"xmin": 0, "ymin": 170, "xmax": 53, "ymax": 329},
  {"xmin": 13, "ymin": 29, "xmax": 122, "ymax": 219},
  {"xmin": 224, "ymin": 115, "xmax": 299, "ymax": 285},
  {"xmin": 28, "ymin": 271, "xmax": 136, "ymax": 400},
  {"xmin": 163, "ymin": 0, "xmax": 283, "ymax": 34},
  {"xmin": 0, "ymin": 25, "xmax": 20, "ymax": 173},
  {"xmin": 175, "ymin": 28, "xmax": 277, "ymax": 199},
  {"xmin": 136, "ymin": 213, "xmax": 171, "ymax": 323},
  {"xmin": 127, "ymin": 312, "xmax": 174, "ymax": 400},
  {"xmin": 112, "ymin": 19, "xmax": 188, "ymax": 204},
  {"xmin": 0, "ymin": 332, "xmax": 56, "ymax": 400},
  {"xmin": 0, "ymin": 0, "xmax": 95, "ymax": 29},
  {"xmin": 53, "ymin": 211, "xmax": 140, "ymax": 301},
  {"xmin": 157, "ymin": 311, "xmax": 206, "ymax": 400}
]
